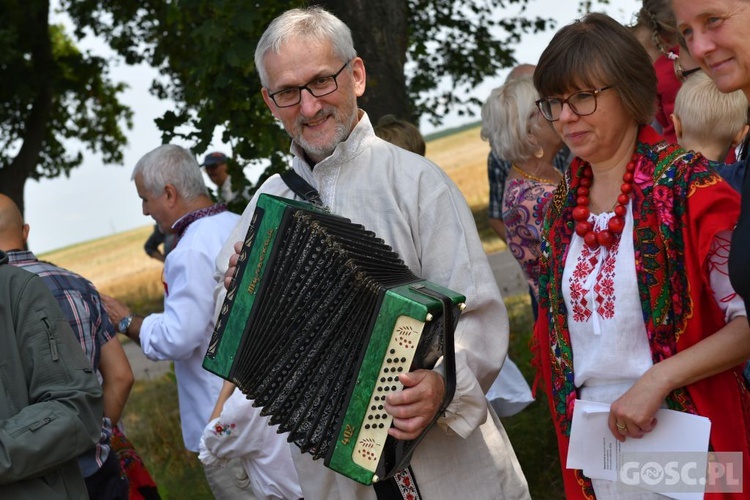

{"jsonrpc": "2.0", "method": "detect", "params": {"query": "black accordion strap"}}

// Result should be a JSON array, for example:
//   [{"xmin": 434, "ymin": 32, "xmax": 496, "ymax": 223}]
[
  {"xmin": 375, "ymin": 285, "xmax": 457, "ymax": 500},
  {"xmin": 374, "ymin": 466, "xmax": 423, "ymax": 500},
  {"xmin": 280, "ymin": 170, "xmax": 326, "ymax": 209},
  {"xmin": 408, "ymin": 285, "xmax": 457, "ymax": 423}
]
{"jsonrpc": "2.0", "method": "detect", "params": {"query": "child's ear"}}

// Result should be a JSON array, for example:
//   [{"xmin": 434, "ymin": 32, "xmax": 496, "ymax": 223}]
[
  {"xmin": 731, "ymin": 124, "xmax": 750, "ymax": 148},
  {"xmin": 671, "ymin": 113, "xmax": 683, "ymax": 139}
]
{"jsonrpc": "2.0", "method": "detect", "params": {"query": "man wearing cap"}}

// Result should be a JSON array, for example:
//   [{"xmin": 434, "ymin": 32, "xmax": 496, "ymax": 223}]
[{"xmin": 201, "ymin": 152, "xmax": 236, "ymax": 203}]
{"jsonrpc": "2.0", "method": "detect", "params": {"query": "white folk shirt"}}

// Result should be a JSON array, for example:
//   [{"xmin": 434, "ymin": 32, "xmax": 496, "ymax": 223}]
[
  {"xmin": 199, "ymin": 390, "xmax": 303, "ymax": 500},
  {"xmin": 214, "ymin": 112, "xmax": 530, "ymax": 500},
  {"xmin": 141, "ymin": 210, "xmax": 239, "ymax": 452},
  {"xmin": 563, "ymin": 201, "xmax": 746, "ymax": 405}
]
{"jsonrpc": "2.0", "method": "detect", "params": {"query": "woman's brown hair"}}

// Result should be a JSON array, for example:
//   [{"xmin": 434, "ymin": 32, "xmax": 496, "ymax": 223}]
[{"xmin": 533, "ymin": 12, "xmax": 657, "ymax": 126}]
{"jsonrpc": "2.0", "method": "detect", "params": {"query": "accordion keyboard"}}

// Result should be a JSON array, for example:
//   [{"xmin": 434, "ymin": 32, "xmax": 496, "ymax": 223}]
[{"xmin": 352, "ymin": 315, "xmax": 427, "ymax": 474}]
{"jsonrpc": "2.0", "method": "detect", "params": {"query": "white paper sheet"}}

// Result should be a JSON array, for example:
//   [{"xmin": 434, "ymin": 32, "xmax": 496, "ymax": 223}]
[{"xmin": 567, "ymin": 399, "xmax": 711, "ymax": 500}]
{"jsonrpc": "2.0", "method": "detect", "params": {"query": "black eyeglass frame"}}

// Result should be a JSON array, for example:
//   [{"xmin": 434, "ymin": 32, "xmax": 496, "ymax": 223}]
[
  {"xmin": 535, "ymin": 85, "xmax": 614, "ymax": 122},
  {"xmin": 267, "ymin": 61, "xmax": 351, "ymax": 108},
  {"xmin": 675, "ymin": 65, "xmax": 702, "ymax": 82}
]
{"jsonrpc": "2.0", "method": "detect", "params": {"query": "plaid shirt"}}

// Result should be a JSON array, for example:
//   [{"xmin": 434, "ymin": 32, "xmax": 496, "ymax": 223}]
[
  {"xmin": 487, "ymin": 151, "xmax": 511, "ymax": 220},
  {"xmin": 7, "ymin": 250, "xmax": 115, "ymax": 476}
]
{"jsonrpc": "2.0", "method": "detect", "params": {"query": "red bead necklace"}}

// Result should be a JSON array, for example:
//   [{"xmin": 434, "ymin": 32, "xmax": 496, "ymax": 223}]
[{"xmin": 572, "ymin": 158, "xmax": 636, "ymax": 249}]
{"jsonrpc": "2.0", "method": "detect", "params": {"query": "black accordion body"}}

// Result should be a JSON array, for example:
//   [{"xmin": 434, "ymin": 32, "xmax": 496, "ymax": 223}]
[{"xmin": 203, "ymin": 194, "xmax": 465, "ymax": 485}]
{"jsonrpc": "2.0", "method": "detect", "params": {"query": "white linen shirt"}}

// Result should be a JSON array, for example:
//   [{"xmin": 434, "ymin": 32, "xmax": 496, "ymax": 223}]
[
  {"xmin": 199, "ymin": 390, "xmax": 303, "ymax": 500},
  {"xmin": 214, "ymin": 112, "xmax": 529, "ymax": 500},
  {"xmin": 141, "ymin": 210, "xmax": 239, "ymax": 452}
]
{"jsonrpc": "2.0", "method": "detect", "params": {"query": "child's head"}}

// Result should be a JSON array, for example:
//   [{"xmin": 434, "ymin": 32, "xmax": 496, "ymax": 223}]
[
  {"xmin": 374, "ymin": 115, "xmax": 426, "ymax": 156},
  {"xmin": 672, "ymin": 71, "xmax": 749, "ymax": 160}
]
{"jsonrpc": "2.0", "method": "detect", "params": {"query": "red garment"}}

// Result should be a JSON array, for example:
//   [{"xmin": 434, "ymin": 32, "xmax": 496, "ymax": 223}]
[
  {"xmin": 110, "ymin": 426, "xmax": 161, "ymax": 500},
  {"xmin": 533, "ymin": 125, "xmax": 750, "ymax": 499},
  {"xmin": 653, "ymin": 47, "xmax": 681, "ymax": 144}
]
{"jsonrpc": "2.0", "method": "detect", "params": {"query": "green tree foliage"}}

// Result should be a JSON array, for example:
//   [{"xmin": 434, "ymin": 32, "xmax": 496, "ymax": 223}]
[
  {"xmin": 0, "ymin": 0, "xmax": 132, "ymax": 214},
  {"xmin": 64, "ymin": 0, "xmax": 555, "ymax": 212}
]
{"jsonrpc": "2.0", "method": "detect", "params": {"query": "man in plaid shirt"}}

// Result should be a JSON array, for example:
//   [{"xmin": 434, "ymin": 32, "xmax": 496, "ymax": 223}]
[{"xmin": 0, "ymin": 194, "xmax": 134, "ymax": 499}]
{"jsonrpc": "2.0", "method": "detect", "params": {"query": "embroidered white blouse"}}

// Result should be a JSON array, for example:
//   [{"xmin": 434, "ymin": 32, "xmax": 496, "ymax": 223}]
[{"xmin": 562, "ymin": 201, "xmax": 746, "ymax": 404}]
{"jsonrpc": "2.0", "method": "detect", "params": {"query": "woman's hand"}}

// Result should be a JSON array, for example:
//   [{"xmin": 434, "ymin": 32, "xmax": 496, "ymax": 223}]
[{"xmin": 608, "ymin": 368, "xmax": 670, "ymax": 442}]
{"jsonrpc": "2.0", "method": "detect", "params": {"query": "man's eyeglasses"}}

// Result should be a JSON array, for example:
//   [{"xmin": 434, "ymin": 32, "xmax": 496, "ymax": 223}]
[
  {"xmin": 536, "ymin": 86, "xmax": 614, "ymax": 122},
  {"xmin": 268, "ymin": 61, "xmax": 351, "ymax": 108}
]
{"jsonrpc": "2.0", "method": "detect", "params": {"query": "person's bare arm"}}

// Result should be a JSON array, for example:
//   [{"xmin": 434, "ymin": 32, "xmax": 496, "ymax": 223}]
[
  {"xmin": 101, "ymin": 294, "xmax": 144, "ymax": 346},
  {"xmin": 489, "ymin": 217, "xmax": 507, "ymax": 243},
  {"xmin": 209, "ymin": 380, "xmax": 237, "ymax": 420},
  {"xmin": 98, "ymin": 337, "xmax": 135, "ymax": 425}
]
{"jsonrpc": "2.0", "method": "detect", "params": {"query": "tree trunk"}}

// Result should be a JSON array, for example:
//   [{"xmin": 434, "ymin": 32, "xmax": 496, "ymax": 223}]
[
  {"xmin": 0, "ymin": 0, "xmax": 55, "ymax": 216},
  {"xmin": 0, "ymin": 164, "xmax": 32, "ymax": 217},
  {"xmin": 314, "ymin": 0, "xmax": 412, "ymax": 125}
]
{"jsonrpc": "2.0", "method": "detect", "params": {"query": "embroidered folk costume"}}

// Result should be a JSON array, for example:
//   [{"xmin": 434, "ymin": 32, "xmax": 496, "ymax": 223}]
[{"xmin": 533, "ymin": 126, "xmax": 750, "ymax": 499}]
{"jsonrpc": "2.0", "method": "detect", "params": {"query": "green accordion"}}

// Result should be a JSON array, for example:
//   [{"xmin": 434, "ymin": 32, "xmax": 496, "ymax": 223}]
[{"xmin": 203, "ymin": 194, "xmax": 465, "ymax": 485}]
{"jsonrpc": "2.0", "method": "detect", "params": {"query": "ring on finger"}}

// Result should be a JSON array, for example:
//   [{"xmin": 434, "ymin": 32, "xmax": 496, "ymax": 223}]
[{"xmin": 616, "ymin": 422, "xmax": 627, "ymax": 433}]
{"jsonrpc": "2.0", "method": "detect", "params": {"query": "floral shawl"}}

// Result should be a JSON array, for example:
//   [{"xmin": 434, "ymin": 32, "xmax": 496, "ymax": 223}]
[{"xmin": 532, "ymin": 126, "xmax": 750, "ymax": 499}]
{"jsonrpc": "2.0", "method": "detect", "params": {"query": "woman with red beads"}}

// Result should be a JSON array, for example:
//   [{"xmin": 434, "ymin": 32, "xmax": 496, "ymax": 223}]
[{"xmin": 531, "ymin": 12, "xmax": 750, "ymax": 499}]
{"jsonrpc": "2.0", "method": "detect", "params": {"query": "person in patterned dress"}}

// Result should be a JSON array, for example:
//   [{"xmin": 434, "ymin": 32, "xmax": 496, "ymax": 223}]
[{"xmin": 481, "ymin": 76, "xmax": 563, "ymax": 314}]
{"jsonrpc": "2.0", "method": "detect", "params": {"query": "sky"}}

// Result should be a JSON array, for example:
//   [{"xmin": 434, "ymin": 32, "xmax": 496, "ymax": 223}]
[{"xmin": 24, "ymin": 0, "xmax": 640, "ymax": 254}]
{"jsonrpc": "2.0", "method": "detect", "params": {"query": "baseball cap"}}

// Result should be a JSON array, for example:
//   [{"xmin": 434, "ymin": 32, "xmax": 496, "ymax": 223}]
[{"xmin": 201, "ymin": 152, "xmax": 228, "ymax": 167}]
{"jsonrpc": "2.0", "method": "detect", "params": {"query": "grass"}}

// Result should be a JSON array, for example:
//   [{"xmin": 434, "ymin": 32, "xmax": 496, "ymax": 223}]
[
  {"xmin": 122, "ymin": 372, "xmax": 213, "ymax": 498},
  {"xmin": 37, "ymin": 125, "xmax": 563, "ymax": 498},
  {"xmin": 502, "ymin": 295, "xmax": 565, "ymax": 499}
]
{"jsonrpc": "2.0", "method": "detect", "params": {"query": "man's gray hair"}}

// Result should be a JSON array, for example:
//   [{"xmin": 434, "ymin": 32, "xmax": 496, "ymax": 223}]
[
  {"xmin": 254, "ymin": 6, "xmax": 357, "ymax": 88},
  {"xmin": 132, "ymin": 144, "xmax": 209, "ymax": 201}
]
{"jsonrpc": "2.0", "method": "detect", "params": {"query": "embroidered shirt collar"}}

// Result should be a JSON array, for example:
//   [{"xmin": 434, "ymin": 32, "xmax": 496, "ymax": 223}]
[{"xmin": 171, "ymin": 203, "xmax": 228, "ymax": 243}]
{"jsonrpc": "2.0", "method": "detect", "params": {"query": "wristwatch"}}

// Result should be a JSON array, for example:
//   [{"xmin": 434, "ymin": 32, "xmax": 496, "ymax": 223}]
[{"xmin": 118, "ymin": 314, "xmax": 134, "ymax": 334}]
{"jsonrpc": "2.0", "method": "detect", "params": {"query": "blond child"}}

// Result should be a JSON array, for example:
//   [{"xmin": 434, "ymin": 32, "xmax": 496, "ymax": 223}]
[
  {"xmin": 672, "ymin": 71, "xmax": 749, "ymax": 191},
  {"xmin": 672, "ymin": 71, "xmax": 748, "ymax": 162}
]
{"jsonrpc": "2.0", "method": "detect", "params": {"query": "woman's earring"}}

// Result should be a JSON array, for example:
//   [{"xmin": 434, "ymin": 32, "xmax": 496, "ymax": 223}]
[{"xmin": 534, "ymin": 148, "xmax": 544, "ymax": 159}]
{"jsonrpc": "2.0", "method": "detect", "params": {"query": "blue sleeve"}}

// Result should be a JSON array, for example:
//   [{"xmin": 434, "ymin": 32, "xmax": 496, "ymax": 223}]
[{"xmin": 713, "ymin": 160, "xmax": 746, "ymax": 193}]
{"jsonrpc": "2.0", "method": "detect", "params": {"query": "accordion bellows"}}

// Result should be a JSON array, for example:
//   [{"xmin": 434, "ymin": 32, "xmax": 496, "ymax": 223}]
[{"xmin": 204, "ymin": 194, "xmax": 465, "ymax": 485}]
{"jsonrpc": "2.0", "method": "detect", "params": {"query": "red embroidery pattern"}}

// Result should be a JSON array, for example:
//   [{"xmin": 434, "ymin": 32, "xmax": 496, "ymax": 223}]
[
  {"xmin": 594, "ymin": 243, "xmax": 618, "ymax": 319},
  {"xmin": 394, "ymin": 468, "xmax": 421, "ymax": 500},
  {"xmin": 569, "ymin": 238, "xmax": 620, "ymax": 322},
  {"xmin": 707, "ymin": 231, "xmax": 736, "ymax": 304},
  {"xmin": 569, "ymin": 248, "xmax": 597, "ymax": 323}
]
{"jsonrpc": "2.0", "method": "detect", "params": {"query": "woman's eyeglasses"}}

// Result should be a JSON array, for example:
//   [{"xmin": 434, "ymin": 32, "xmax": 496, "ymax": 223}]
[{"xmin": 535, "ymin": 86, "xmax": 614, "ymax": 122}]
